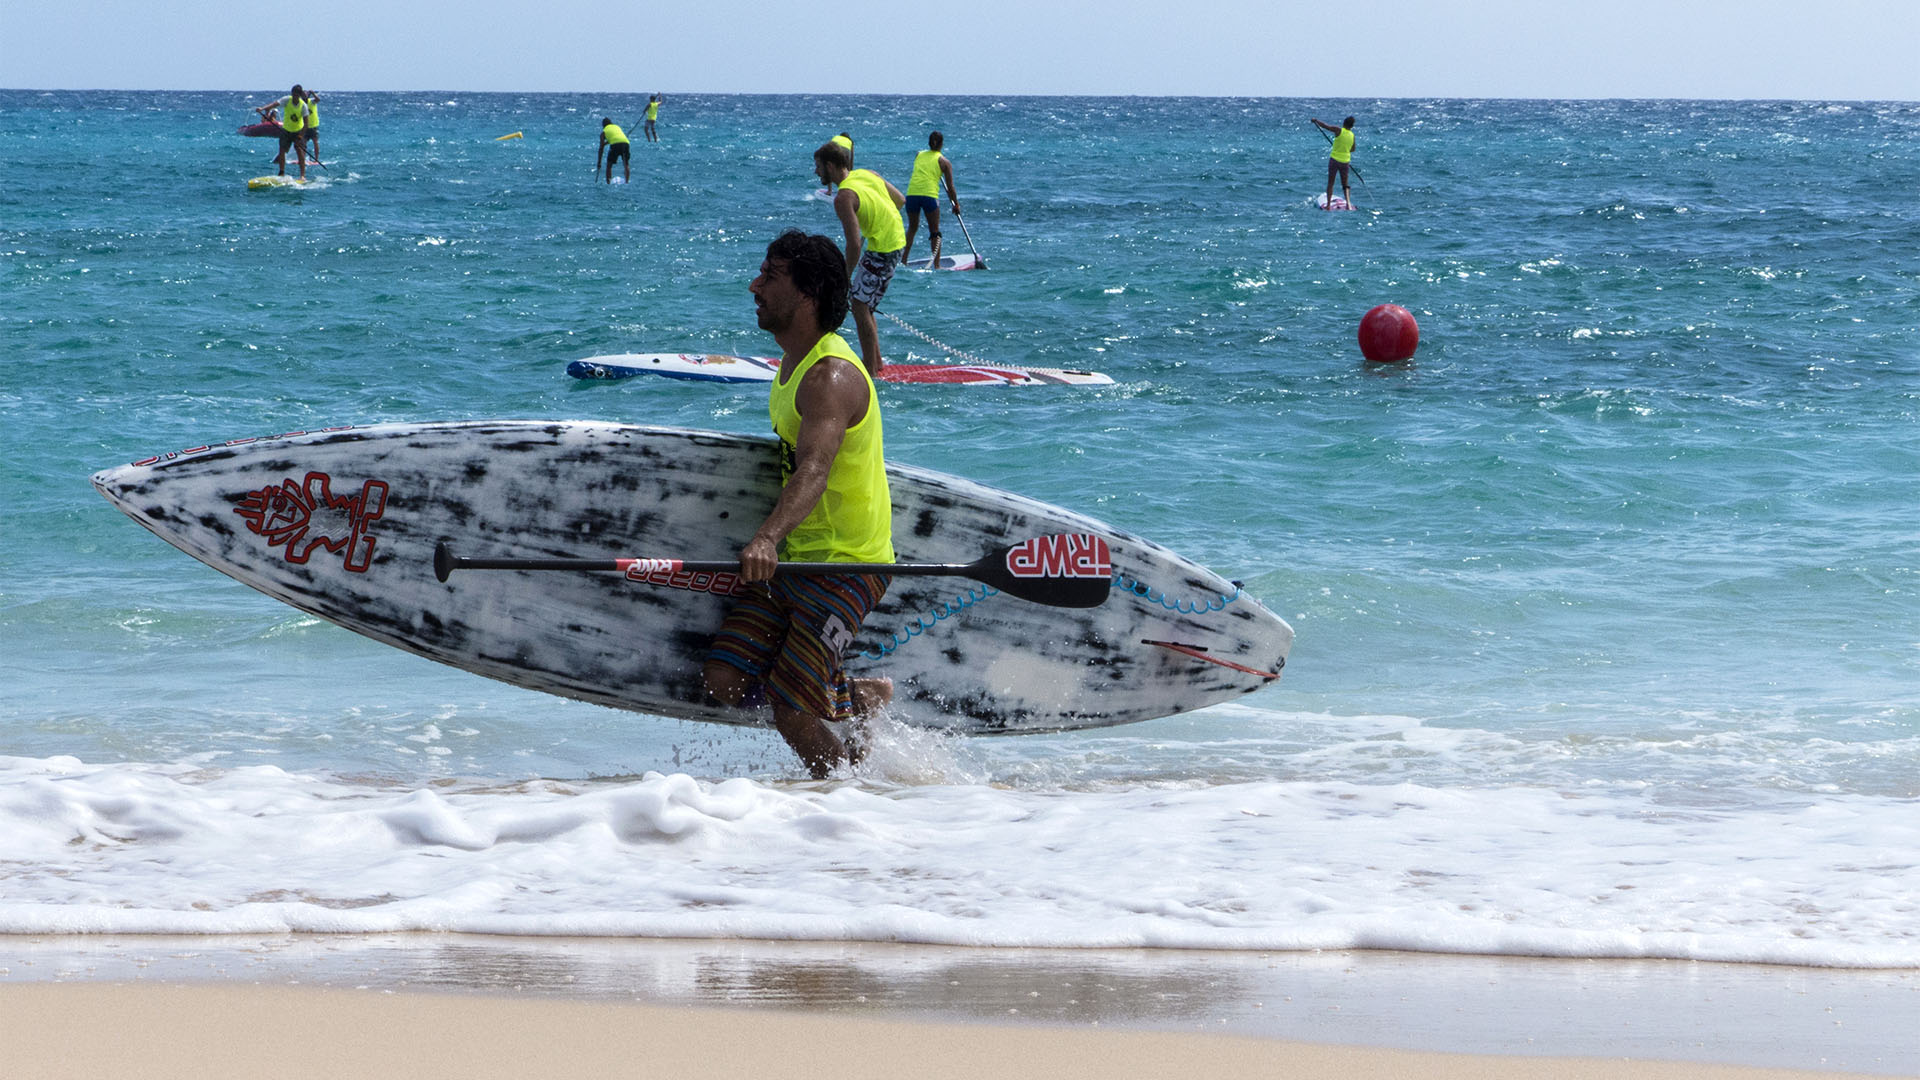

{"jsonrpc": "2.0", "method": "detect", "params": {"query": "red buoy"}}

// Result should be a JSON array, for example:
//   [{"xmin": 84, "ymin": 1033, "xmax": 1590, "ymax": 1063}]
[{"xmin": 1358, "ymin": 304, "xmax": 1419, "ymax": 363}]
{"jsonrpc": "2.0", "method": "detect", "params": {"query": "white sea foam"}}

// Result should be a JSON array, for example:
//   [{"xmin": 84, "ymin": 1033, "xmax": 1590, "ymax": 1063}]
[{"xmin": 2, "ymin": 753, "xmax": 1915, "ymax": 967}]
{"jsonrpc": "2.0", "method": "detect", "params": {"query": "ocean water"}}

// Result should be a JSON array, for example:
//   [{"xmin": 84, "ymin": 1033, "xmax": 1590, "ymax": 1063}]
[{"xmin": 3, "ymin": 91, "xmax": 1918, "ymax": 966}]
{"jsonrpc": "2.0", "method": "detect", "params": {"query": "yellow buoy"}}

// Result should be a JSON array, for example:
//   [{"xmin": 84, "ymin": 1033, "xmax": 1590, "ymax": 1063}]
[{"xmin": 495, "ymin": 131, "xmax": 524, "ymax": 141}]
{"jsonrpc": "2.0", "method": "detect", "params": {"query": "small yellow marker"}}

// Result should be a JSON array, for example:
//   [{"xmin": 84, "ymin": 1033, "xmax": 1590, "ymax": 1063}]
[{"xmin": 495, "ymin": 131, "xmax": 524, "ymax": 141}]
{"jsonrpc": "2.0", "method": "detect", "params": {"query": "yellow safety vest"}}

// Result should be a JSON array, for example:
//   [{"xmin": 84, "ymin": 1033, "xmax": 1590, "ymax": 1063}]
[
  {"xmin": 907, "ymin": 150, "xmax": 944, "ymax": 198},
  {"xmin": 280, "ymin": 97, "xmax": 304, "ymax": 134},
  {"xmin": 769, "ymin": 332, "xmax": 894, "ymax": 563},
  {"xmin": 1330, "ymin": 128, "xmax": 1354, "ymax": 163},
  {"xmin": 838, "ymin": 169, "xmax": 904, "ymax": 255}
]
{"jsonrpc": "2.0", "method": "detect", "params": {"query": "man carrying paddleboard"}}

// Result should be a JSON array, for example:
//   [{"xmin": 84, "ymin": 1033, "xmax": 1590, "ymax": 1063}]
[
  {"xmin": 1312, "ymin": 115, "xmax": 1357, "ymax": 209},
  {"xmin": 814, "ymin": 140, "xmax": 906, "ymax": 376},
  {"xmin": 900, "ymin": 131, "xmax": 962, "ymax": 269},
  {"xmin": 598, "ymin": 118, "xmax": 631, "ymax": 184},
  {"xmin": 702, "ymin": 229, "xmax": 896, "ymax": 778}
]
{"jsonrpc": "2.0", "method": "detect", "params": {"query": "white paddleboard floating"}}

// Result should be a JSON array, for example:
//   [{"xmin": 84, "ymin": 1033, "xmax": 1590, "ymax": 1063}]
[
  {"xmin": 93, "ymin": 421, "xmax": 1291, "ymax": 736},
  {"xmin": 902, "ymin": 252, "xmax": 981, "ymax": 272},
  {"xmin": 1316, "ymin": 193, "xmax": 1353, "ymax": 211},
  {"xmin": 567, "ymin": 353, "xmax": 1112, "ymax": 387}
]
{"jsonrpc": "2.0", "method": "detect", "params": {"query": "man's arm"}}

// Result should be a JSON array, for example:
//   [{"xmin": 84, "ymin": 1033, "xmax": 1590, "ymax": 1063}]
[
  {"xmin": 833, "ymin": 188, "xmax": 866, "ymax": 274},
  {"xmin": 883, "ymin": 178, "xmax": 906, "ymax": 209},
  {"xmin": 738, "ymin": 357, "xmax": 870, "ymax": 581}
]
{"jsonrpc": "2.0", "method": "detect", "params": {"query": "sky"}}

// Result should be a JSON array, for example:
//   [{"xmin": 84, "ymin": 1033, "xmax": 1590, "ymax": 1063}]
[{"xmin": 5, "ymin": 0, "xmax": 1919, "ymax": 100}]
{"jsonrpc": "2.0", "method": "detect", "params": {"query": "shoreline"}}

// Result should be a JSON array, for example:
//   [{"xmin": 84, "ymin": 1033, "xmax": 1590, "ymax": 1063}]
[{"xmin": 2, "ymin": 935, "xmax": 1914, "ymax": 1076}]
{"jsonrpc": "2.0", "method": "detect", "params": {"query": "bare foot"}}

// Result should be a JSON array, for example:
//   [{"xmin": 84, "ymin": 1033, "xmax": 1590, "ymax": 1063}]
[{"xmin": 844, "ymin": 719, "xmax": 871, "ymax": 766}]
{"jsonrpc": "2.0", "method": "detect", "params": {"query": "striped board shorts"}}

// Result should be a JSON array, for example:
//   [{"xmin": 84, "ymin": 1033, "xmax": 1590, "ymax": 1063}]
[{"xmin": 706, "ymin": 572, "xmax": 891, "ymax": 721}]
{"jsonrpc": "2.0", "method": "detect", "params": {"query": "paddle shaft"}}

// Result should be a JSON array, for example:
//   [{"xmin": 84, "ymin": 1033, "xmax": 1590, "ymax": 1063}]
[
  {"xmin": 954, "ymin": 208, "xmax": 986, "ymax": 267},
  {"xmin": 450, "ymin": 555, "xmax": 979, "ymax": 578},
  {"xmin": 435, "ymin": 532, "xmax": 1114, "ymax": 608}
]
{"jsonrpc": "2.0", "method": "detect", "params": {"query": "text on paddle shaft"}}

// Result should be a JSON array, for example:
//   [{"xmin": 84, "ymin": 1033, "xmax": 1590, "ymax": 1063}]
[
  {"xmin": 618, "ymin": 559, "xmax": 745, "ymax": 596},
  {"xmin": 1005, "ymin": 534, "xmax": 1111, "ymax": 579}
]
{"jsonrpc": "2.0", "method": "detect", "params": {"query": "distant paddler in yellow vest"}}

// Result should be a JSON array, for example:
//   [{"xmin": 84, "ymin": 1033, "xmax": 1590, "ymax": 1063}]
[
  {"xmin": 299, "ymin": 91, "xmax": 321, "ymax": 164},
  {"xmin": 813, "ymin": 140, "xmax": 906, "ymax": 376},
  {"xmin": 597, "ymin": 117, "xmax": 631, "ymax": 184},
  {"xmin": 256, "ymin": 85, "xmax": 309, "ymax": 180},
  {"xmin": 704, "ymin": 229, "xmax": 896, "ymax": 779},
  {"xmin": 900, "ymin": 131, "xmax": 962, "ymax": 268},
  {"xmin": 644, "ymin": 94, "xmax": 661, "ymax": 142},
  {"xmin": 1311, "ymin": 115, "xmax": 1357, "ymax": 209}
]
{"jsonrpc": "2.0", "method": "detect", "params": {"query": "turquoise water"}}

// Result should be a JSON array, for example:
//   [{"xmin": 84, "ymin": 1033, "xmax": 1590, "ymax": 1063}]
[{"xmin": 3, "ymin": 91, "xmax": 1919, "ymax": 963}]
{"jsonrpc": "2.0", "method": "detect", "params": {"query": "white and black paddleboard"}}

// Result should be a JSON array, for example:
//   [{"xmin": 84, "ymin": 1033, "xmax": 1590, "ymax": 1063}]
[
  {"xmin": 93, "ymin": 421, "xmax": 1291, "ymax": 735},
  {"xmin": 902, "ymin": 252, "xmax": 981, "ymax": 271},
  {"xmin": 567, "ymin": 353, "xmax": 1113, "ymax": 387}
]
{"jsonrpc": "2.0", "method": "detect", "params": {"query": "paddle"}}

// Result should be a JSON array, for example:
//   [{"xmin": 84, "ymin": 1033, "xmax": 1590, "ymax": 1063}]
[
  {"xmin": 953, "ymin": 207, "xmax": 987, "ymax": 269},
  {"xmin": 434, "ymin": 532, "xmax": 1113, "ymax": 608}
]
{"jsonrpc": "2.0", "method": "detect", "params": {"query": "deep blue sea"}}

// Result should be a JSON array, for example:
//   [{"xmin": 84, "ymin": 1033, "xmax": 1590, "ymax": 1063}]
[{"xmin": 3, "ymin": 91, "xmax": 1918, "ymax": 965}]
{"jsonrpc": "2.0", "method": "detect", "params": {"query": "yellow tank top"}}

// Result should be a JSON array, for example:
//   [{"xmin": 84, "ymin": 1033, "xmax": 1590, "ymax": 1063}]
[
  {"xmin": 646, "ymin": 100, "xmax": 658, "ymax": 120},
  {"xmin": 838, "ymin": 169, "xmax": 905, "ymax": 255},
  {"xmin": 907, "ymin": 149, "xmax": 944, "ymax": 198},
  {"xmin": 303, "ymin": 99, "xmax": 318, "ymax": 128},
  {"xmin": 280, "ymin": 97, "xmax": 304, "ymax": 134},
  {"xmin": 603, "ymin": 123, "xmax": 629, "ymax": 145},
  {"xmin": 1330, "ymin": 128, "xmax": 1354, "ymax": 163},
  {"xmin": 769, "ymin": 332, "xmax": 894, "ymax": 563}
]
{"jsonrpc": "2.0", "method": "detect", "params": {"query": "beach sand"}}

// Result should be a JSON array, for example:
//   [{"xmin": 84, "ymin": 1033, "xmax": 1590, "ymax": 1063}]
[{"xmin": 1, "ymin": 936, "xmax": 1913, "ymax": 1077}]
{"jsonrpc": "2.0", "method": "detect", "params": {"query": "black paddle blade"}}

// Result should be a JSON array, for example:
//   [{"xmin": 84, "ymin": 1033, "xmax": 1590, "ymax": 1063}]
[
  {"xmin": 433, "ymin": 541, "xmax": 455, "ymax": 583},
  {"xmin": 974, "ymin": 533, "xmax": 1113, "ymax": 608}
]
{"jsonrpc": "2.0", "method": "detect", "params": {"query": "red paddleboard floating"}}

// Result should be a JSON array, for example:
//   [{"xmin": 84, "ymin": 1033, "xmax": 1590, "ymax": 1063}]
[{"xmin": 1358, "ymin": 304, "xmax": 1420, "ymax": 363}]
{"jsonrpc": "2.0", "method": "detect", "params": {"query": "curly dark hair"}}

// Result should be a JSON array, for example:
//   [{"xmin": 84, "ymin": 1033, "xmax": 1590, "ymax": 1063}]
[
  {"xmin": 813, "ymin": 140, "xmax": 853, "ymax": 172},
  {"xmin": 765, "ymin": 229, "xmax": 849, "ymax": 334}
]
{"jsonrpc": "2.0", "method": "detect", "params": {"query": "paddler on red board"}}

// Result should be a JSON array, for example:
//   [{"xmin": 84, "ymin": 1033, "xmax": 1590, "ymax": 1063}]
[
  {"xmin": 702, "ymin": 230, "xmax": 897, "ymax": 778},
  {"xmin": 1312, "ymin": 115, "xmax": 1357, "ymax": 209}
]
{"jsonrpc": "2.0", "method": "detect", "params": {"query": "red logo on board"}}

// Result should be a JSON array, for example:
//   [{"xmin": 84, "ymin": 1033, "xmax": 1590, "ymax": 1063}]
[
  {"xmin": 233, "ymin": 471, "xmax": 389, "ymax": 573},
  {"xmin": 1005, "ymin": 534, "xmax": 1111, "ymax": 579}
]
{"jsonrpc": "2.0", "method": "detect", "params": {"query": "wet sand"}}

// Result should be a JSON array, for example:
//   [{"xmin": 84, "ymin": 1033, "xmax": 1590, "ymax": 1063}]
[{"xmin": 1, "ymin": 935, "xmax": 1914, "ymax": 1077}]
